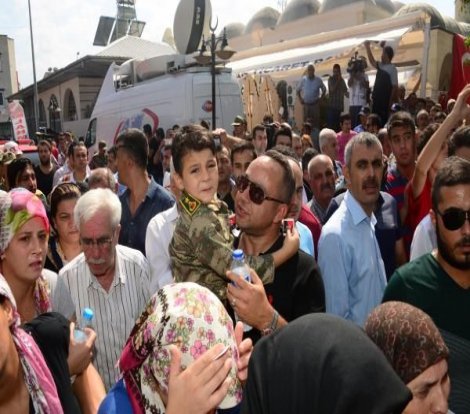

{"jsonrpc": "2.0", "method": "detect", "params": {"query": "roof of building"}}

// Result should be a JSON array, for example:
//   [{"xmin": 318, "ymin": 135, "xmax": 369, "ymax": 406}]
[{"xmin": 277, "ymin": 0, "xmax": 320, "ymax": 25}]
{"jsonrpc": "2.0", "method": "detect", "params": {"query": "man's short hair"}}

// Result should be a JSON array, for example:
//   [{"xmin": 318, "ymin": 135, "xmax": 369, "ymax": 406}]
[
  {"xmin": 344, "ymin": 132, "xmax": 383, "ymax": 169},
  {"xmin": 367, "ymin": 114, "xmax": 381, "ymax": 130},
  {"xmin": 143, "ymin": 124, "xmax": 152, "ymax": 135},
  {"xmin": 37, "ymin": 139, "xmax": 52, "ymax": 151},
  {"xmin": 74, "ymin": 188, "xmax": 122, "ymax": 230},
  {"xmin": 319, "ymin": 128, "xmax": 336, "ymax": 151},
  {"xmin": 230, "ymin": 142, "xmax": 257, "ymax": 164},
  {"xmin": 339, "ymin": 113, "xmax": 351, "ymax": 124},
  {"xmin": 302, "ymin": 147, "xmax": 319, "ymax": 172},
  {"xmin": 171, "ymin": 124, "xmax": 215, "ymax": 175},
  {"xmin": 383, "ymin": 45, "xmax": 394, "ymax": 61},
  {"xmin": 270, "ymin": 145, "xmax": 297, "ymax": 163},
  {"xmin": 67, "ymin": 141, "xmax": 85, "ymax": 159},
  {"xmin": 98, "ymin": 140, "xmax": 107, "ymax": 150},
  {"xmin": 263, "ymin": 150, "xmax": 296, "ymax": 204},
  {"xmin": 88, "ymin": 168, "xmax": 117, "ymax": 191},
  {"xmin": 107, "ymin": 145, "xmax": 118, "ymax": 158},
  {"xmin": 431, "ymin": 156, "xmax": 470, "ymax": 211},
  {"xmin": 274, "ymin": 127, "xmax": 292, "ymax": 141},
  {"xmin": 252, "ymin": 124, "xmax": 266, "ymax": 139},
  {"xmin": 115, "ymin": 128, "xmax": 149, "ymax": 169},
  {"xmin": 387, "ymin": 111, "xmax": 416, "ymax": 136},
  {"xmin": 448, "ymin": 126, "xmax": 470, "ymax": 156}
]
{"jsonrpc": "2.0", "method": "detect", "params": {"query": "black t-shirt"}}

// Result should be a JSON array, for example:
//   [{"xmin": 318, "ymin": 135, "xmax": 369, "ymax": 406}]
[
  {"xmin": 34, "ymin": 165, "xmax": 56, "ymax": 197},
  {"xmin": 23, "ymin": 312, "xmax": 81, "ymax": 414},
  {"xmin": 240, "ymin": 235, "xmax": 325, "ymax": 344}
]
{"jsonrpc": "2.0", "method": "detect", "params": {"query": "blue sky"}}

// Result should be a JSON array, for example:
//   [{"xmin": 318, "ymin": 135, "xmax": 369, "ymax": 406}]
[{"xmin": 1, "ymin": 0, "xmax": 456, "ymax": 89}]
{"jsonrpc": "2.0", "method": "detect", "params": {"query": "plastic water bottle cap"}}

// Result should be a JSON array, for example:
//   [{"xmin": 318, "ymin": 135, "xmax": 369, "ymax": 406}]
[
  {"xmin": 82, "ymin": 308, "xmax": 94, "ymax": 321},
  {"xmin": 232, "ymin": 249, "xmax": 244, "ymax": 260}
]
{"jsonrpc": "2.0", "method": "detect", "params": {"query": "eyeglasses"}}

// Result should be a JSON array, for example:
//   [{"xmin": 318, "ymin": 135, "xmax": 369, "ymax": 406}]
[
  {"xmin": 437, "ymin": 208, "xmax": 470, "ymax": 231},
  {"xmin": 235, "ymin": 174, "xmax": 287, "ymax": 205},
  {"xmin": 80, "ymin": 236, "xmax": 113, "ymax": 250}
]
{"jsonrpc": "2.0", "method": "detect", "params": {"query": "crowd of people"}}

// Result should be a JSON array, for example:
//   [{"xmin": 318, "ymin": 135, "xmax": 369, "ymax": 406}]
[{"xmin": 0, "ymin": 41, "xmax": 469, "ymax": 413}]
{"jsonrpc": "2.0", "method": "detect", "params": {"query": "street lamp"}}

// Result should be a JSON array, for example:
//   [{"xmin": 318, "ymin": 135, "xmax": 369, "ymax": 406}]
[{"xmin": 194, "ymin": 20, "xmax": 236, "ymax": 129}]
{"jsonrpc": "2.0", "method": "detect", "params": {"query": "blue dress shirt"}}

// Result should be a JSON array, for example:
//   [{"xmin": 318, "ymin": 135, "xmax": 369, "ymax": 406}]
[
  {"xmin": 318, "ymin": 191, "xmax": 386, "ymax": 326},
  {"xmin": 119, "ymin": 177, "xmax": 174, "ymax": 256},
  {"xmin": 296, "ymin": 220, "xmax": 314, "ymax": 257},
  {"xmin": 296, "ymin": 75, "xmax": 326, "ymax": 104}
]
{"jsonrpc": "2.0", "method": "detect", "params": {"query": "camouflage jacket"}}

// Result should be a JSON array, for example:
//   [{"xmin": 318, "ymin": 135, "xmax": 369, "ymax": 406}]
[{"xmin": 169, "ymin": 191, "xmax": 274, "ymax": 302}]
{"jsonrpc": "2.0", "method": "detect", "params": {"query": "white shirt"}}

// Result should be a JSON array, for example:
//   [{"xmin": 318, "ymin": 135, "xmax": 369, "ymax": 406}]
[
  {"xmin": 59, "ymin": 245, "xmax": 151, "ymax": 389},
  {"xmin": 410, "ymin": 214, "xmax": 437, "ymax": 261},
  {"xmin": 145, "ymin": 204, "xmax": 178, "ymax": 293},
  {"xmin": 53, "ymin": 163, "xmax": 71, "ymax": 187}
]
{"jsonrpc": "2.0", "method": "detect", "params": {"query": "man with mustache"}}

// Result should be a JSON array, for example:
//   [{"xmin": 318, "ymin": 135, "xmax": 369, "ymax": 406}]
[
  {"xmin": 383, "ymin": 157, "xmax": 470, "ymax": 413},
  {"xmin": 307, "ymin": 154, "xmax": 336, "ymax": 224},
  {"xmin": 60, "ymin": 188, "xmax": 151, "ymax": 389},
  {"xmin": 318, "ymin": 133, "xmax": 387, "ymax": 325}
]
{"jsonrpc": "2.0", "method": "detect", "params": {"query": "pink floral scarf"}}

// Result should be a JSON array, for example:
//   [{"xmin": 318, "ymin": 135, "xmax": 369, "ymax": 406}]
[
  {"xmin": 0, "ymin": 274, "xmax": 62, "ymax": 413},
  {"xmin": 119, "ymin": 282, "xmax": 242, "ymax": 414}
]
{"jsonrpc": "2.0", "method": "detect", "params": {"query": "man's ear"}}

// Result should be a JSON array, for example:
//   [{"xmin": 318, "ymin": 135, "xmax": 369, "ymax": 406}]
[
  {"xmin": 430, "ymin": 209, "xmax": 436, "ymax": 228},
  {"xmin": 273, "ymin": 203, "xmax": 290, "ymax": 224},
  {"xmin": 173, "ymin": 172, "xmax": 185, "ymax": 192},
  {"xmin": 343, "ymin": 165, "xmax": 350, "ymax": 186},
  {"xmin": 114, "ymin": 224, "xmax": 121, "ymax": 241}
]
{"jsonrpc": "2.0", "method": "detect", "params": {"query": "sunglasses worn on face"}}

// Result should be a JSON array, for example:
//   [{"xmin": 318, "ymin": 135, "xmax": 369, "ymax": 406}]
[
  {"xmin": 236, "ymin": 175, "xmax": 287, "ymax": 205},
  {"xmin": 437, "ymin": 208, "xmax": 470, "ymax": 231}
]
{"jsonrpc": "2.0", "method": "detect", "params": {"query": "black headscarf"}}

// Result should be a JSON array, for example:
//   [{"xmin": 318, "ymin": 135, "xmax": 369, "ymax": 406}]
[{"xmin": 241, "ymin": 314, "xmax": 412, "ymax": 414}]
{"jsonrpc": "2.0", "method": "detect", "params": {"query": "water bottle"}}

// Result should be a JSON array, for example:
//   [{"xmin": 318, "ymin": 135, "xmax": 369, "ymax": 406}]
[
  {"xmin": 230, "ymin": 249, "xmax": 252, "ymax": 332},
  {"xmin": 74, "ymin": 308, "xmax": 94, "ymax": 343}
]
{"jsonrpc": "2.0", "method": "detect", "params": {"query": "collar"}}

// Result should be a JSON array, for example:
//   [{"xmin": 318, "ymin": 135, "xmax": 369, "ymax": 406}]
[{"xmin": 344, "ymin": 191, "xmax": 377, "ymax": 227}]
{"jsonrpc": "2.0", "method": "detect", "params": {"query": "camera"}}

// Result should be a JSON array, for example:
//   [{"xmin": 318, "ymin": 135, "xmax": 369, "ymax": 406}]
[{"xmin": 347, "ymin": 52, "xmax": 367, "ymax": 74}]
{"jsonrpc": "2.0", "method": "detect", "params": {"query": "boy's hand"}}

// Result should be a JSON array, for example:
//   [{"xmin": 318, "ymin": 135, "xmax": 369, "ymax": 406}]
[{"xmin": 283, "ymin": 224, "xmax": 300, "ymax": 257}]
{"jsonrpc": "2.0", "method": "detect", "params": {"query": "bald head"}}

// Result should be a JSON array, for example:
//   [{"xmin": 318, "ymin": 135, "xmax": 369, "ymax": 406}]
[{"xmin": 308, "ymin": 154, "xmax": 336, "ymax": 209}]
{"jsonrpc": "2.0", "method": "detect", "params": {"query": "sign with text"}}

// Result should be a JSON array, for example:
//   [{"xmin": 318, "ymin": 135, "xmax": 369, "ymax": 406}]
[{"xmin": 8, "ymin": 100, "xmax": 29, "ymax": 141}]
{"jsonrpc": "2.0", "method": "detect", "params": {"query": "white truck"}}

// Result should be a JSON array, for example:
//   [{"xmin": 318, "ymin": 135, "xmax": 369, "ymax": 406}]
[{"xmin": 85, "ymin": 54, "xmax": 243, "ymax": 153}]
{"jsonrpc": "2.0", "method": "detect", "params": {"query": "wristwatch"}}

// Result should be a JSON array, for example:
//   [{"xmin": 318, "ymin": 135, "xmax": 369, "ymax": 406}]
[{"xmin": 261, "ymin": 309, "xmax": 279, "ymax": 336}]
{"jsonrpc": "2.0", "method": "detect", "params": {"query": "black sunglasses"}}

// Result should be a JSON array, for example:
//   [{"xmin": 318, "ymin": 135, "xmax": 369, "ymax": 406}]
[
  {"xmin": 437, "ymin": 208, "xmax": 470, "ymax": 231},
  {"xmin": 235, "ymin": 175, "xmax": 287, "ymax": 205}
]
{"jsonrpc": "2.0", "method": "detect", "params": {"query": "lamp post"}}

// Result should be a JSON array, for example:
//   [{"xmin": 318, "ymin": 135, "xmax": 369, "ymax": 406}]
[
  {"xmin": 27, "ymin": 0, "xmax": 39, "ymax": 135},
  {"xmin": 194, "ymin": 20, "xmax": 235, "ymax": 129}
]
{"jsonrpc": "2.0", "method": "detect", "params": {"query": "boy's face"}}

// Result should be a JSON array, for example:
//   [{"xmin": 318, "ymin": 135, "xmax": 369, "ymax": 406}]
[{"xmin": 175, "ymin": 148, "xmax": 219, "ymax": 203}]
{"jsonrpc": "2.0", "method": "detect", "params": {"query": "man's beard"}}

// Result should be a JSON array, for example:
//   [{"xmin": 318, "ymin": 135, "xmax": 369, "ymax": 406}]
[{"xmin": 436, "ymin": 222, "xmax": 470, "ymax": 271}]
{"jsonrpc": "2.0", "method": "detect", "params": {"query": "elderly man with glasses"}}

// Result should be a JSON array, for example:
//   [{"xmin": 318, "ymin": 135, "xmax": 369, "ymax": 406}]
[
  {"xmin": 226, "ymin": 150, "xmax": 325, "ymax": 344},
  {"xmin": 59, "ymin": 188, "xmax": 151, "ymax": 390}
]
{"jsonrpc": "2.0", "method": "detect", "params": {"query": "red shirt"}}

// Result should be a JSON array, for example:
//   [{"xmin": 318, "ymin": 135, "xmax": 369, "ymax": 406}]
[{"xmin": 298, "ymin": 204, "xmax": 322, "ymax": 260}]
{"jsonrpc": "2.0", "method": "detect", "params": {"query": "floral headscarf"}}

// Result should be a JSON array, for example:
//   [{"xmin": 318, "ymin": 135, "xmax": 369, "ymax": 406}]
[
  {"xmin": 365, "ymin": 301, "xmax": 449, "ymax": 384},
  {"xmin": 119, "ymin": 282, "xmax": 242, "ymax": 414},
  {"xmin": 0, "ymin": 188, "xmax": 52, "ymax": 314},
  {"xmin": 0, "ymin": 188, "xmax": 50, "ymax": 254},
  {"xmin": 0, "ymin": 274, "xmax": 63, "ymax": 414}
]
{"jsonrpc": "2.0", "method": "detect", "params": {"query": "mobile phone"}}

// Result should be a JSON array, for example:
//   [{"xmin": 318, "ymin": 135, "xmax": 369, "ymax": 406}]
[{"xmin": 281, "ymin": 218, "xmax": 295, "ymax": 235}]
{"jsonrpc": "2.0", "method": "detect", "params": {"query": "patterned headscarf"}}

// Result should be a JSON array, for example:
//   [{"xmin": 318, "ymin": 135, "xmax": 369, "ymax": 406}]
[
  {"xmin": 0, "ymin": 188, "xmax": 52, "ymax": 314},
  {"xmin": 119, "ymin": 282, "xmax": 242, "ymax": 414},
  {"xmin": 0, "ymin": 274, "xmax": 63, "ymax": 414},
  {"xmin": 365, "ymin": 301, "xmax": 449, "ymax": 384},
  {"xmin": 0, "ymin": 188, "xmax": 50, "ymax": 254}
]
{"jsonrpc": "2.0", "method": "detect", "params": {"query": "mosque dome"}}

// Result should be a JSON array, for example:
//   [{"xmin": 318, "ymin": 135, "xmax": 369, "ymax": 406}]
[
  {"xmin": 392, "ymin": 1, "xmax": 405, "ymax": 12},
  {"xmin": 442, "ymin": 15, "xmax": 461, "ymax": 34},
  {"xmin": 244, "ymin": 7, "xmax": 280, "ymax": 34},
  {"xmin": 220, "ymin": 22, "xmax": 245, "ymax": 39},
  {"xmin": 394, "ymin": 3, "xmax": 446, "ymax": 29},
  {"xmin": 459, "ymin": 21, "xmax": 470, "ymax": 36},
  {"xmin": 277, "ymin": 0, "xmax": 320, "ymax": 25},
  {"xmin": 319, "ymin": 0, "xmax": 394, "ymax": 14}
]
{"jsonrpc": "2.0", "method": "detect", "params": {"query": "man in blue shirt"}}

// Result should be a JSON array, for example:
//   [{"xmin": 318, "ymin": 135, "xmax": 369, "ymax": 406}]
[
  {"xmin": 318, "ymin": 133, "xmax": 387, "ymax": 325},
  {"xmin": 296, "ymin": 63, "xmax": 326, "ymax": 130},
  {"xmin": 116, "ymin": 128, "xmax": 174, "ymax": 256}
]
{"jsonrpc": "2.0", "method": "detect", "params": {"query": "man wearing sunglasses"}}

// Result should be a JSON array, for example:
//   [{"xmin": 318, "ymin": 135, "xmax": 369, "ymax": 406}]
[
  {"xmin": 383, "ymin": 157, "xmax": 470, "ymax": 413},
  {"xmin": 227, "ymin": 150, "xmax": 325, "ymax": 344}
]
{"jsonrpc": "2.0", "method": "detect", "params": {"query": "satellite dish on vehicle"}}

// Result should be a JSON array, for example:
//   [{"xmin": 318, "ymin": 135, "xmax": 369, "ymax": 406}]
[{"xmin": 173, "ymin": 0, "xmax": 212, "ymax": 54}]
